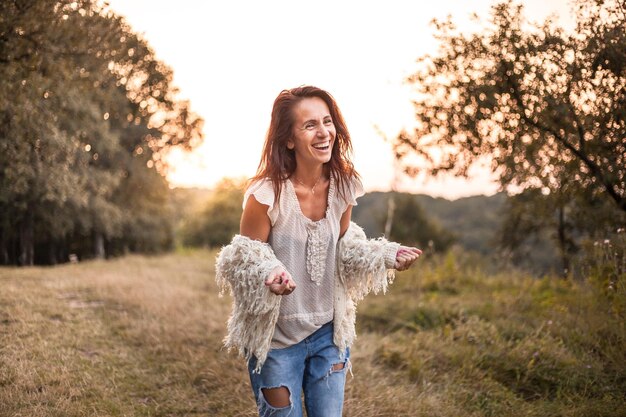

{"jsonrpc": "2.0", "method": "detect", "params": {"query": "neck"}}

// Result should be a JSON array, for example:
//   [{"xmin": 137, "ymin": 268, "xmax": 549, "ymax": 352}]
[{"xmin": 293, "ymin": 164, "xmax": 325, "ymax": 186}]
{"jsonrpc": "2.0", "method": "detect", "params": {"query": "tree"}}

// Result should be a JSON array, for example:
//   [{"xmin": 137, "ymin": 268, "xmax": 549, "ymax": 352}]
[
  {"xmin": 181, "ymin": 179, "xmax": 245, "ymax": 248},
  {"xmin": 0, "ymin": 0, "xmax": 203, "ymax": 265},
  {"xmin": 497, "ymin": 188, "xmax": 576, "ymax": 276},
  {"xmin": 386, "ymin": 193, "xmax": 456, "ymax": 252},
  {"xmin": 396, "ymin": 0, "xmax": 626, "ymax": 214}
]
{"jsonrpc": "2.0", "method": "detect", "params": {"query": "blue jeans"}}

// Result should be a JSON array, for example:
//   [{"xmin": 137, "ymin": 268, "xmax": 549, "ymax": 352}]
[{"xmin": 247, "ymin": 321, "xmax": 350, "ymax": 417}]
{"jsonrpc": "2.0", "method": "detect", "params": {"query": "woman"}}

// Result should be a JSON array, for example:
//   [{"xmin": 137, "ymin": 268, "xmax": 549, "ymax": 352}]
[{"xmin": 216, "ymin": 86, "xmax": 421, "ymax": 417}]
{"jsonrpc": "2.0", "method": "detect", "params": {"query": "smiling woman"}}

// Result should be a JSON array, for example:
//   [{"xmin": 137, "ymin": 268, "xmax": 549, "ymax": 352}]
[
  {"xmin": 288, "ymin": 98, "xmax": 336, "ymax": 169},
  {"xmin": 249, "ymin": 86, "xmax": 357, "ymax": 208},
  {"xmin": 215, "ymin": 85, "xmax": 422, "ymax": 417}
]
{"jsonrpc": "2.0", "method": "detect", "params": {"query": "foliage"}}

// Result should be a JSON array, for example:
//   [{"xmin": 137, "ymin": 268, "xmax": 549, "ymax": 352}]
[
  {"xmin": 353, "ymin": 191, "xmax": 504, "ymax": 256},
  {"xmin": 358, "ymin": 249, "xmax": 626, "ymax": 416},
  {"xmin": 386, "ymin": 193, "xmax": 456, "ymax": 252},
  {"xmin": 180, "ymin": 178, "xmax": 245, "ymax": 248},
  {"xmin": 498, "ymin": 188, "xmax": 578, "ymax": 276},
  {"xmin": 581, "ymin": 228, "xmax": 626, "ymax": 318},
  {"xmin": 396, "ymin": 0, "xmax": 626, "ymax": 274},
  {"xmin": 498, "ymin": 186, "xmax": 626, "ymax": 276},
  {"xmin": 109, "ymin": 156, "xmax": 175, "ymax": 254},
  {"xmin": 0, "ymin": 0, "xmax": 203, "ymax": 264},
  {"xmin": 397, "ymin": 0, "xmax": 625, "ymax": 212}
]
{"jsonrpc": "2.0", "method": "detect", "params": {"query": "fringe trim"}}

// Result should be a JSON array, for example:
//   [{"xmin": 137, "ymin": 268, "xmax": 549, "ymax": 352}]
[
  {"xmin": 339, "ymin": 222, "xmax": 397, "ymax": 302},
  {"xmin": 215, "ymin": 223, "xmax": 400, "ymax": 373},
  {"xmin": 334, "ymin": 222, "xmax": 398, "ymax": 351},
  {"xmin": 215, "ymin": 235, "xmax": 284, "ymax": 372}
]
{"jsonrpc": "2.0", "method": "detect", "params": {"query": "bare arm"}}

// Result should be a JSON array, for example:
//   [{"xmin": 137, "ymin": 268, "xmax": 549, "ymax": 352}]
[
  {"xmin": 239, "ymin": 194, "xmax": 295, "ymax": 295},
  {"xmin": 339, "ymin": 205, "xmax": 353, "ymax": 238},
  {"xmin": 240, "ymin": 195, "xmax": 271, "ymax": 242}
]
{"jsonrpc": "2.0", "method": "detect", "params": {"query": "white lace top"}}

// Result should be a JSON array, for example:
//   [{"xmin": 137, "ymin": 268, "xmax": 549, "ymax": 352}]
[{"xmin": 243, "ymin": 174, "xmax": 364, "ymax": 348}]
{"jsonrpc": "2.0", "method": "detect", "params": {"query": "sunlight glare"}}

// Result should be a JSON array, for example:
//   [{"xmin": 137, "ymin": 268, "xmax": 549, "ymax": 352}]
[{"xmin": 106, "ymin": 0, "xmax": 574, "ymax": 199}]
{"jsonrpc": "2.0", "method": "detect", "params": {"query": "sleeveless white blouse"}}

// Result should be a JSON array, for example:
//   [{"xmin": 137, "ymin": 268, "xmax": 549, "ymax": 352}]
[{"xmin": 243, "ymin": 174, "xmax": 364, "ymax": 348}]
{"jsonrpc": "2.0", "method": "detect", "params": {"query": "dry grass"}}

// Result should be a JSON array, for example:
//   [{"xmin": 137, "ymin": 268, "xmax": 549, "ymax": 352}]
[{"xmin": 1, "ymin": 249, "xmax": 624, "ymax": 416}]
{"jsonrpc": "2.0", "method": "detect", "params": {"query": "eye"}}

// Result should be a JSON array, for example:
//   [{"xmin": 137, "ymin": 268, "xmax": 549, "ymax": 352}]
[
  {"xmin": 305, "ymin": 123, "xmax": 315, "ymax": 129},
  {"xmin": 323, "ymin": 118, "xmax": 333, "ymax": 125}
]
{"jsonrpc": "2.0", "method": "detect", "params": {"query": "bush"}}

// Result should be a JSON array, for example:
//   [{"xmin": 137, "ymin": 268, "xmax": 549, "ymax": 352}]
[
  {"xmin": 179, "ymin": 178, "xmax": 244, "ymax": 248},
  {"xmin": 582, "ymin": 228, "xmax": 626, "ymax": 318},
  {"xmin": 357, "ymin": 246, "xmax": 626, "ymax": 415}
]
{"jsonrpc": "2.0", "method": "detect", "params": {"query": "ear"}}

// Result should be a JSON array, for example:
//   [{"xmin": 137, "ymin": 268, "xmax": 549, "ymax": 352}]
[{"xmin": 286, "ymin": 139, "xmax": 295, "ymax": 150}]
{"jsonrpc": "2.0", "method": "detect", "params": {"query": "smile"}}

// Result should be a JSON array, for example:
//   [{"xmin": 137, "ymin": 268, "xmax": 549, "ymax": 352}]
[{"xmin": 312, "ymin": 141, "xmax": 331, "ymax": 150}]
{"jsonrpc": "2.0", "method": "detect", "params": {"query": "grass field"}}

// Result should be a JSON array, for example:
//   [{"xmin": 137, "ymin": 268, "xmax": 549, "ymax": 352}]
[{"xmin": 1, "ymin": 249, "xmax": 624, "ymax": 416}]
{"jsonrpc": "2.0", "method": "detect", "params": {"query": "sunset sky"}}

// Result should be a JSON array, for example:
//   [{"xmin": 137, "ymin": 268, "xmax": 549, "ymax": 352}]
[{"xmin": 105, "ymin": 0, "xmax": 574, "ymax": 199}]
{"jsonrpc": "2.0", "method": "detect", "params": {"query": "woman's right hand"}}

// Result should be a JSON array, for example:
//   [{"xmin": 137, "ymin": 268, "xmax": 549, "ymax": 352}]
[{"xmin": 265, "ymin": 267, "xmax": 296, "ymax": 295}]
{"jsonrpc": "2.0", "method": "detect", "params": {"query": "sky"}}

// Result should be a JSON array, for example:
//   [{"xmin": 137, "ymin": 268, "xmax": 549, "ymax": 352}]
[{"xmin": 105, "ymin": 0, "xmax": 574, "ymax": 199}]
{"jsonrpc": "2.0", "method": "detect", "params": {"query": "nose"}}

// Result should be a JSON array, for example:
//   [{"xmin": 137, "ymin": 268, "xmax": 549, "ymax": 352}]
[{"xmin": 317, "ymin": 125, "xmax": 330, "ymax": 137}]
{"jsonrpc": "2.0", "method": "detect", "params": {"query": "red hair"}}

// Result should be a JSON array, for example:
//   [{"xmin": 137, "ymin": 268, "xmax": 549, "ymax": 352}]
[{"xmin": 251, "ymin": 85, "xmax": 359, "ymax": 201}]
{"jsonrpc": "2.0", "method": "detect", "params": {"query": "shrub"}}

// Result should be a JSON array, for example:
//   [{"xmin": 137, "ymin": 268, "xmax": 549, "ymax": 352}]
[
  {"xmin": 180, "ymin": 178, "xmax": 244, "ymax": 248},
  {"xmin": 582, "ymin": 228, "xmax": 626, "ymax": 318}
]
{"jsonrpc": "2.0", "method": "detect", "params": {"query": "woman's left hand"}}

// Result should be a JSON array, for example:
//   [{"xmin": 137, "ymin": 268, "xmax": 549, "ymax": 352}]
[{"xmin": 395, "ymin": 246, "xmax": 422, "ymax": 271}]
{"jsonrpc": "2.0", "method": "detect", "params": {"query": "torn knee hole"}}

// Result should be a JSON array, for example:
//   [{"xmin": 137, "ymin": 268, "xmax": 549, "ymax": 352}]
[
  {"xmin": 332, "ymin": 362, "xmax": 345, "ymax": 371},
  {"xmin": 261, "ymin": 386, "xmax": 291, "ymax": 408}
]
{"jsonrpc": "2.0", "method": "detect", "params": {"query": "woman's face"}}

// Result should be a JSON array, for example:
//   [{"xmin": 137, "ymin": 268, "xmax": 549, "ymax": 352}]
[{"xmin": 287, "ymin": 97, "xmax": 336, "ymax": 167}]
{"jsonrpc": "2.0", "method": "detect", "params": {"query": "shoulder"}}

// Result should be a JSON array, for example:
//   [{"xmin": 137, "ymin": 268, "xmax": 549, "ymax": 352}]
[
  {"xmin": 243, "ymin": 178, "xmax": 281, "ymax": 226},
  {"xmin": 244, "ymin": 178, "xmax": 282, "ymax": 211},
  {"xmin": 347, "ymin": 175, "xmax": 364, "ymax": 199},
  {"xmin": 335, "ymin": 174, "xmax": 364, "ymax": 209},
  {"xmin": 244, "ymin": 178, "xmax": 275, "ymax": 205}
]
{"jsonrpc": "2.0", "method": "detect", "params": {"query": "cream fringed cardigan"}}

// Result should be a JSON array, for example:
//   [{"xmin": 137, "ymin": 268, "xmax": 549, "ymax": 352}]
[{"xmin": 215, "ymin": 222, "xmax": 399, "ymax": 373}]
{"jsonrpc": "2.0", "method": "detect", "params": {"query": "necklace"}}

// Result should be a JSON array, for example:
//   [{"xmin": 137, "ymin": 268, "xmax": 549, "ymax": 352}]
[{"xmin": 295, "ymin": 173, "xmax": 323, "ymax": 194}]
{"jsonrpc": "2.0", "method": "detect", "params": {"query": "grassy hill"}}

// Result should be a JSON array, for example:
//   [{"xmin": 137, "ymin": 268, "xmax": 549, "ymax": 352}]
[
  {"xmin": 352, "ymin": 192, "xmax": 562, "ymax": 274},
  {"xmin": 1, "ymin": 250, "xmax": 623, "ymax": 416},
  {"xmin": 352, "ymin": 192, "xmax": 507, "ymax": 254}
]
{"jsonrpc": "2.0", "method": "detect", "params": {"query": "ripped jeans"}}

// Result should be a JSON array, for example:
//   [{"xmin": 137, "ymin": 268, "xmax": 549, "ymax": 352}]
[{"xmin": 247, "ymin": 321, "xmax": 350, "ymax": 417}]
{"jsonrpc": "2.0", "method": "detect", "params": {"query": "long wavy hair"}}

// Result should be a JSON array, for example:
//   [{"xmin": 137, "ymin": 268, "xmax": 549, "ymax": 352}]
[{"xmin": 250, "ymin": 85, "xmax": 359, "ymax": 202}]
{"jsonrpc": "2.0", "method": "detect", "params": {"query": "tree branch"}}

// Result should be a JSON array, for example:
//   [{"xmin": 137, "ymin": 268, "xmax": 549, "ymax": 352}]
[
  {"xmin": 565, "ymin": 76, "xmax": 587, "ymax": 155},
  {"xmin": 504, "ymin": 65, "xmax": 625, "ymax": 211}
]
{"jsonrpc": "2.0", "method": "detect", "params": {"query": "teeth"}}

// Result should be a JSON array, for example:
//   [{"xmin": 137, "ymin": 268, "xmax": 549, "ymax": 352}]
[{"xmin": 313, "ymin": 142, "xmax": 329, "ymax": 149}]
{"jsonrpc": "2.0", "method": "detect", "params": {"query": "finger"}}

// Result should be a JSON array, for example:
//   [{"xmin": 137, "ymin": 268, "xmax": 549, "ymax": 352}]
[
  {"xmin": 403, "ymin": 247, "xmax": 421, "ymax": 256},
  {"xmin": 397, "ymin": 248, "xmax": 413, "ymax": 257},
  {"xmin": 283, "ymin": 272, "xmax": 295, "ymax": 288},
  {"xmin": 266, "ymin": 270, "xmax": 288, "ymax": 286},
  {"xmin": 268, "ymin": 277, "xmax": 295, "ymax": 295},
  {"xmin": 274, "ymin": 283, "xmax": 287, "ymax": 295},
  {"xmin": 402, "ymin": 246, "xmax": 422, "ymax": 254},
  {"xmin": 265, "ymin": 274, "xmax": 279, "ymax": 286},
  {"xmin": 279, "ymin": 277, "xmax": 291, "ymax": 294},
  {"xmin": 403, "ymin": 258, "xmax": 417, "ymax": 269},
  {"xmin": 405, "ymin": 249, "xmax": 421, "ymax": 258},
  {"xmin": 396, "ymin": 250, "xmax": 411, "ymax": 258},
  {"xmin": 268, "ymin": 284, "xmax": 280, "ymax": 295},
  {"xmin": 396, "ymin": 254, "xmax": 412, "ymax": 263},
  {"xmin": 282, "ymin": 271, "xmax": 296, "ymax": 290},
  {"xmin": 403, "ymin": 253, "xmax": 418, "ymax": 262}
]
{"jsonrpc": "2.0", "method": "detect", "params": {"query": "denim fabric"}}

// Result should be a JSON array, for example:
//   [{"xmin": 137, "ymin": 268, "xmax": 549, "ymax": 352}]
[{"xmin": 247, "ymin": 321, "xmax": 350, "ymax": 417}]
